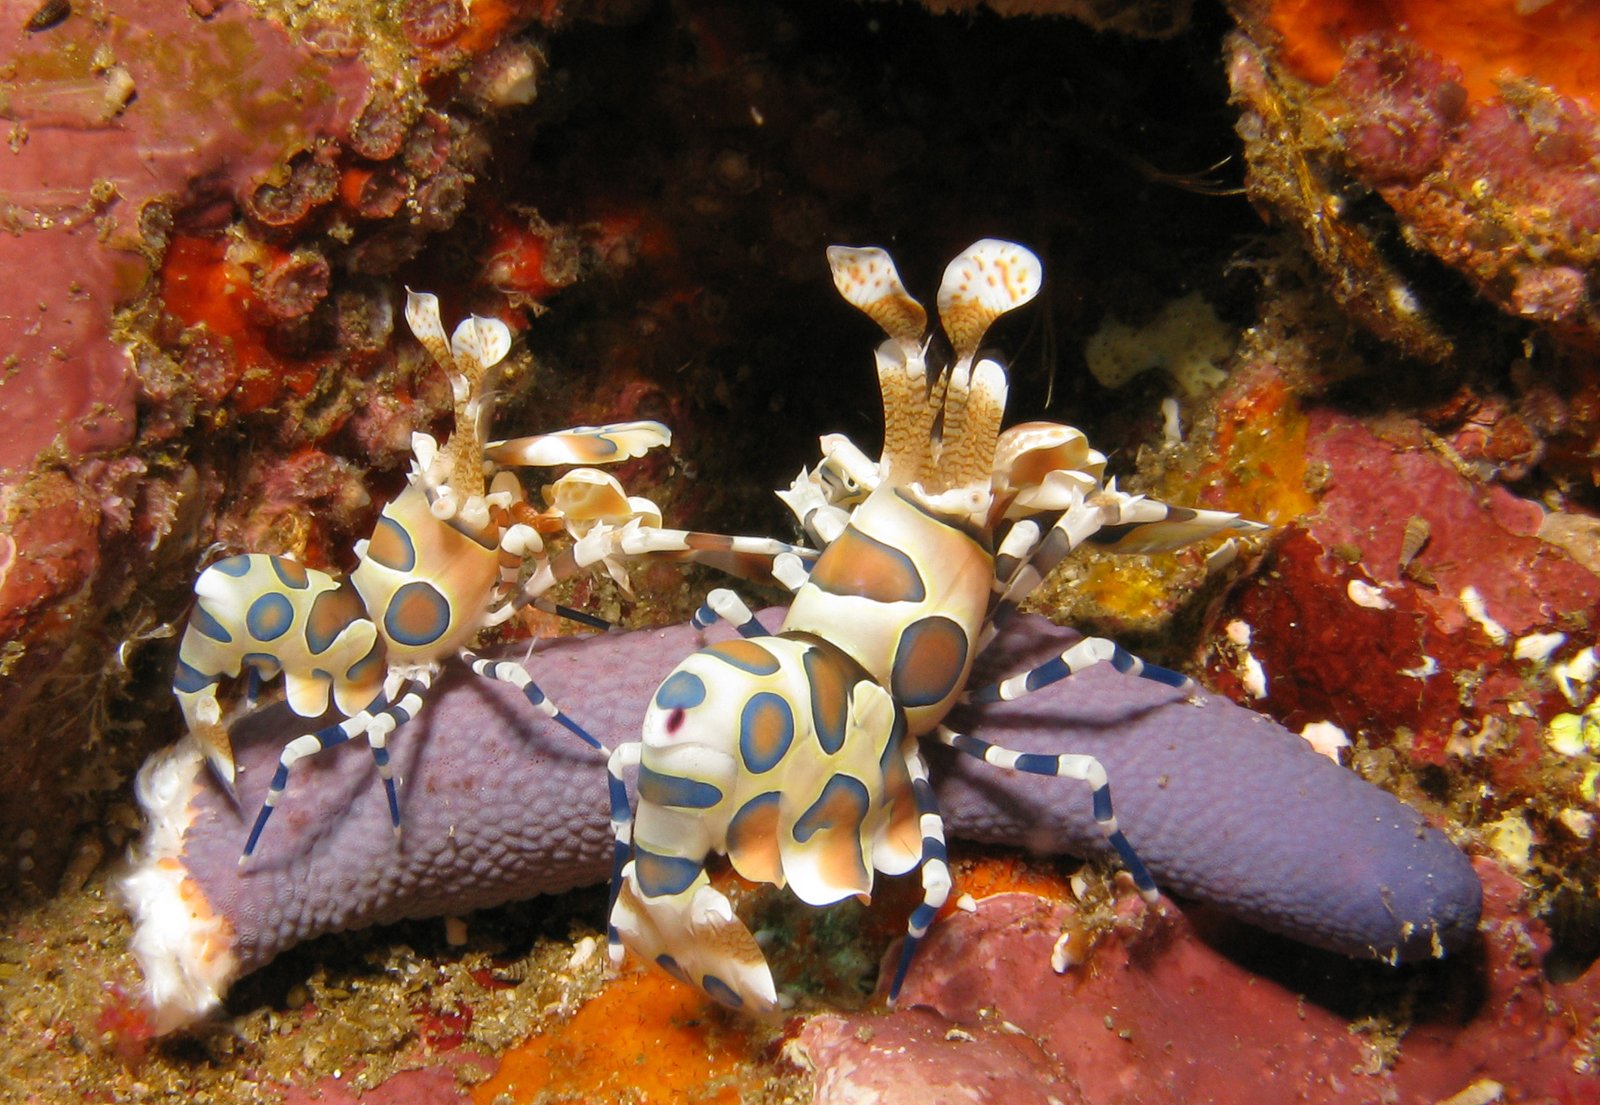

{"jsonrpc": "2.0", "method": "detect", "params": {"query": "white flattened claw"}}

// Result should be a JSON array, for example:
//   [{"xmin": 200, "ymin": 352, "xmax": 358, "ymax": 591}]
[
  {"xmin": 597, "ymin": 419, "xmax": 672, "ymax": 459},
  {"xmin": 612, "ymin": 864, "xmax": 780, "ymax": 1018},
  {"xmin": 544, "ymin": 468, "xmax": 632, "ymax": 526},
  {"xmin": 937, "ymin": 239, "xmax": 1043, "ymax": 358},
  {"xmin": 484, "ymin": 420, "xmax": 671, "ymax": 468},
  {"xmin": 403, "ymin": 288, "xmax": 452, "ymax": 369},
  {"xmin": 827, "ymin": 244, "xmax": 928, "ymax": 344},
  {"xmin": 1095, "ymin": 495, "xmax": 1270, "ymax": 554},
  {"xmin": 626, "ymin": 495, "xmax": 663, "ymax": 529},
  {"xmin": 450, "ymin": 314, "xmax": 513, "ymax": 374},
  {"xmin": 1003, "ymin": 469, "xmax": 1101, "ymax": 517},
  {"xmin": 993, "ymin": 421, "xmax": 1100, "ymax": 483}
]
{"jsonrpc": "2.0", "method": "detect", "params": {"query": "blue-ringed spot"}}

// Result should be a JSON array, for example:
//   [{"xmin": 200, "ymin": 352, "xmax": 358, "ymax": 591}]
[
  {"xmin": 793, "ymin": 773, "xmax": 871, "ymax": 844},
  {"xmin": 806, "ymin": 525, "xmax": 926, "ymax": 604},
  {"xmin": 384, "ymin": 580, "xmax": 452, "ymax": 647},
  {"xmin": 655, "ymin": 670, "xmax": 707, "ymax": 710},
  {"xmin": 245, "ymin": 593, "xmax": 294, "ymax": 641},
  {"xmin": 270, "ymin": 558, "xmax": 310, "ymax": 589},
  {"xmin": 212, "ymin": 555, "xmax": 253, "ymax": 577},
  {"xmin": 634, "ymin": 847, "xmax": 703, "ymax": 898},
  {"xmin": 803, "ymin": 646, "xmax": 854, "ymax": 755},
  {"xmin": 705, "ymin": 639, "xmax": 782, "ymax": 676},
  {"xmin": 726, "ymin": 791, "xmax": 782, "ymax": 885},
  {"xmin": 791, "ymin": 773, "xmax": 872, "ymax": 894},
  {"xmin": 366, "ymin": 514, "xmax": 417, "ymax": 572},
  {"xmin": 638, "ymin": 766, "xmax": 723, "ymax": 810},
  {"xmin": 306, "ymin": 582, "xmax": 366, "ymax": 654},
  {"xmin": 890, "ymin": 615, "xmax": 969, "ymax": 707},
  {"xmin": 189, "ymin": 602, "xmax": 232, "ymax": 644},
  {"xmin": 739, "ymin": 692, "xmax": 794, "ymax": 773}
]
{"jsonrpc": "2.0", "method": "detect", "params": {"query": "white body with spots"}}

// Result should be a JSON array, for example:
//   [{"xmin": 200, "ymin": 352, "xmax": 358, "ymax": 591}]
[
  {"xmin": 177, "ymin": 290, "xmax": 820, "ymax": 861},
  {"xmin": 173, "ymin": 292, "xmax": 685, "ymax": 859},
  {"xmin": 608, "ymin": 240, "xmax": 1267, "ymax": 1016},
  {"xmin": 783, "ymin": 484, "xmax": 994, "ymax": 734}
]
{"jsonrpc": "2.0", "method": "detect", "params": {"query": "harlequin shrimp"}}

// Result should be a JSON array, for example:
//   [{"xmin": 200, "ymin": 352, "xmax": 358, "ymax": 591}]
[
  {"xmin": 175, "ymin": 290, "xmax": 811, "ymax": 863},
  {"xmin": 606, "ymin": 240, "xmax": 1266, "ymax": 1015}
]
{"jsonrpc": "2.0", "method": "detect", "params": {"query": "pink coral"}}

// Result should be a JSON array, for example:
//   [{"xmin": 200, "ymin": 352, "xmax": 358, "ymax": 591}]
[
  {"xmin": 1231, "ymin": 7, "xmax": 1600, "ymax": 349},
  {"xmin": 0, "ymin": 7, "xmax": 369, "ymax": 476},
  {"xmin": 1454, "ymin": 88, "xmax": 1600, "ymax": 239},
  {"xmin": 801, "ymin": 1007, "xmax": 1081, "ymax": 1105},
  {"xmin": 1329, "ymin": 34, "xmax": 1467, "ymax": 186},
  {"xmin": 887, "ymin": 871, "xmax": 1600, "ymax": 1104}
]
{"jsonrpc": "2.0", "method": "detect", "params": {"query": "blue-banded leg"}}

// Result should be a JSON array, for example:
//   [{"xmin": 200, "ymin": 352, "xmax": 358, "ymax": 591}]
[
  {"xmin": 930, "ymin": 724, "xmax": 1159, "ymax": 903},
  {"xmin": 461, "ymin": 649, "xmax": 604, "ymax": 750},
  {"xmin": 690, "ymin": 589, "xmax": 770, "ymax": 638},
  {"xmin": 964, "ymin": 634, "xmax": 1192, "ymax": 706},
  {"xmin": 604, "ymin": 741, "xmax": 643, "ymax": 960},
  {"xmin": 240, "ymin": 676, "xmax": 427, "ymax": 865},
  {"xmin": 885, "ymin": 743, "xmax": 952, "ymax": 1002}
]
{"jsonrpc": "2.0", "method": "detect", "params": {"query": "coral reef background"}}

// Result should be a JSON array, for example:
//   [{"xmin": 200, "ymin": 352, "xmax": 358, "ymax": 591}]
[{"xmin": 2, "ymin": 0, "xmax": 1598, "ymax": 1101}]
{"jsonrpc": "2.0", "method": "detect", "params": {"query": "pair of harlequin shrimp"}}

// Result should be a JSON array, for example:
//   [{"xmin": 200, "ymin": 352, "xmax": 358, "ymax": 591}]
[
  {"xmin": 175, "ymin": 290, "xmax": 811, "ymax": 863},
  {"xmin": 606, "ymin": 240, "xmax": 1265, "ymax": 1016}
]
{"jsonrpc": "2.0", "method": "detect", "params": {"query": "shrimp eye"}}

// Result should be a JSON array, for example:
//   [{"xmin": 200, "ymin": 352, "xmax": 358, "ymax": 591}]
[{"xmin": 665, "ymin": 707, "xmax": 687, "ymax": 734}]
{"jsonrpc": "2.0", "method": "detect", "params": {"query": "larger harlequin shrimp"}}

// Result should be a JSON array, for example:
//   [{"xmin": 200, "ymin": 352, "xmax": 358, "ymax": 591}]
[
  {"xmin": 175, "ymin": 290, "xmax": 813, "ymax": 863},
  {"xmin": 606, "ymin": 240, "xmax": 1266, "ymax": 1016}
]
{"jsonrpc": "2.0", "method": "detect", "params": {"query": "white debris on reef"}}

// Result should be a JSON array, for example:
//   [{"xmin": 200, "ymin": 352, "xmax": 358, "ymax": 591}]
[
  {"xmin": 1221, "ymin": 618, "xmax": 1268, "ymax": 699},
  {"xmin": 1433, "ymin": 1078, "xmax": 1506, "ymax": 1105},
  {"xmin": 1346, "ymin": 579, "xmax": 1392, "ymax": 610},
  {"xmin": 1205, "ymin": 537, "xmax": 1241, "ymax": 572},
  {"xmin": 1557, "ymin": 807, "xmax": 1594, "ymax": 841},
  {"xmin": 1512, "ymin": 630, "xmax": 1566, "ymax": 663},
  {"xmin": 1485, "ymin": 810, "xmax": 1535, "ymax": 871},
  {"xmin": 1544, "ymin": 710, "xmax": 1600, "ymax": 758},
  {"xmin": 1400, "ymin": 655, "xmax": 1439, "ymax": 679},
  {"xmin": 1298, "ymin": 720, "xmax": 1350, "ymax": 763},
  {"xmin": 1459, "ymin": 585, "xmax": 1508, "ymax": 646},
  {"xmin": 1051, "ymin": 930, "xmax": 1082, "ymax": 973},
  {"xmin": 568, "ymin": 935, "xmax": 598, "ymax": 970},
  {"xmin": 1551, "ymin": 646, "xmax": 1598, "ymax": 706},
  {"xmin": 1160, "ymin": 396, "xmax": 1183, "ymax": 445},
  {"xmin": 1085, "ymin": 291, "xmax": 1236, "ymax": 395}
]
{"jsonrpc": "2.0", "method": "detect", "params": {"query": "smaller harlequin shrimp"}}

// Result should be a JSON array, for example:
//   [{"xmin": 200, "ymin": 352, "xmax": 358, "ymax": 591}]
[{"xmin": 175, "ymin": 291, "xmax": 812, "ymax": 862}]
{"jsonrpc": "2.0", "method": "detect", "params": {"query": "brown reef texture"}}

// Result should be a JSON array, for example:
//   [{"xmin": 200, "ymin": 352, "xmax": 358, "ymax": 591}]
[
  {"xmin": 0, "ymin": 0, "xmax": 595, "ymax": 897},
  {"xmin": 1, "ymin": 0, "xmax": 369, "ymax": 897},
  {"xmin": 1227, "ymin": 0, "xmax": 1600, "ymax": 358}
]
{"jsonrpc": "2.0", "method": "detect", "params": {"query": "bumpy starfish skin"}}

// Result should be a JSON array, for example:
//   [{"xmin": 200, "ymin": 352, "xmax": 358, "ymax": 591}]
[{"xmin": 124, "ymin": 612, "xmax": 1480, "ymax": 1031}]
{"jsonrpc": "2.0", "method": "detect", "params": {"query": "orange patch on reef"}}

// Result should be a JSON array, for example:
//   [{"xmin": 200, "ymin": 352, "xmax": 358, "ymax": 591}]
[
  {"xmin": 950, "ymin": 853, "xmax": 1075, "ymax": 906},
  {"xmin": 457, "ymin": 0, "xmax": 524, "ymax": 55},
  {"xmin": 160, "ymin": 236, "xmax": 255, "ymax": 347},
  {"xmin": 1196, "ymin": 365, "xmax": 1317, "ymax": 525},
  {"xmin": 1072, "ymin": 557, "xmax": 1190, "ymax": 624},
  {"xmin": 1266, "ymin": 0, "xmax": 1600, "ymax": 108},
  {"xmin": 484, "ymin": 212, "xmax": 570, "ymax": 302},
  {"xmin": 159, "ymin": 235, "xmax": 317, "ymax": 412},
  {"xmin": 472, "ymin": 968, "xmax": 766, "ymax": 1105}
]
